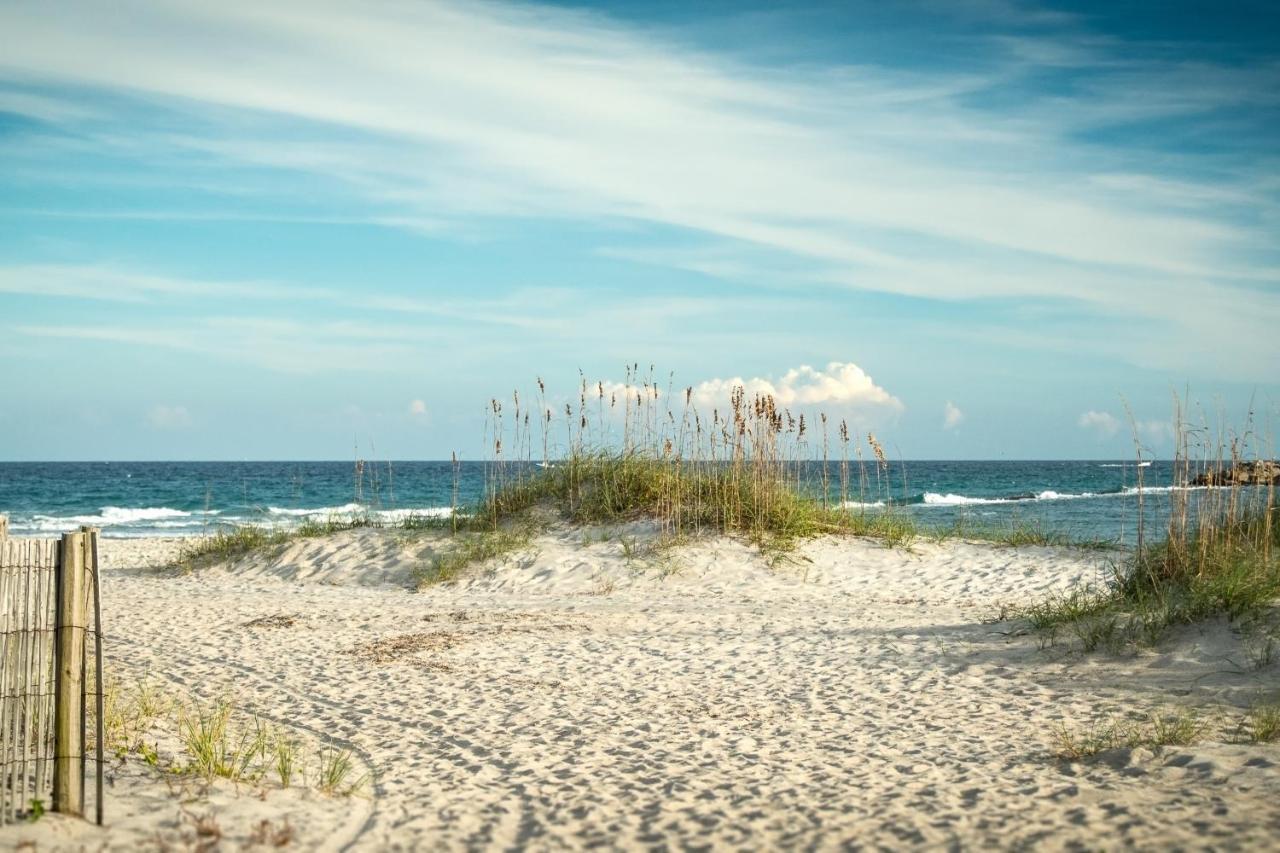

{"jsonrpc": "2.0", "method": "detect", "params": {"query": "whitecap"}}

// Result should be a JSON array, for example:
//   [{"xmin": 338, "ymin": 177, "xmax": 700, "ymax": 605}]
[{"xmin": 922, "ymin": 493, "xmax": 1011, "ymax": 506}]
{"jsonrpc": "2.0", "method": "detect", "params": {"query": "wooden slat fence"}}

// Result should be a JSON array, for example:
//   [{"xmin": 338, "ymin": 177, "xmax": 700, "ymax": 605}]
[{"xmin": 0, "ymin": 517, "xmax": 103, "ymax": 826}]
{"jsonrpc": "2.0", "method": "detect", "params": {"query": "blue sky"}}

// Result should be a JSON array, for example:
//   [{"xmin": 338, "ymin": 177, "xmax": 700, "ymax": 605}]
[{"xmin": 0, "ymin": 0, "xmax": 1277, "ymax": 460}]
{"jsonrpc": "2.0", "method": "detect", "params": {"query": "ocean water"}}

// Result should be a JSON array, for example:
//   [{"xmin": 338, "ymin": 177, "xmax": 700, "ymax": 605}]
[{"xmin": 0, "ymin": 460, "xmax": 1219, "ymax": 545}]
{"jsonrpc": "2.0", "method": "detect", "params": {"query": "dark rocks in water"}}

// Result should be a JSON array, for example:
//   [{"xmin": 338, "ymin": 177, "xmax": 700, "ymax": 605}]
[{"xmin": 1190, "ymin": 460, "xmax": 1280, "ymax": 486}]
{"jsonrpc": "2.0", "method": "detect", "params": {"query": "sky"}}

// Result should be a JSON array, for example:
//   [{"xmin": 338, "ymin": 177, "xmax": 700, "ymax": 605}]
[{"xmin": 0, "ymin": 0, "xmax": 1277, "ymax": 460}]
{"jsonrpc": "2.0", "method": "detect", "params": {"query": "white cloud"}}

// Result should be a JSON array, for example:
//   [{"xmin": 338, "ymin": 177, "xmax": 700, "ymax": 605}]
[
  {"xmin": 147, "ymin": 404, "xmax": 191, "ymax": 429},
  {"xmin": 691, "ymin": 362, "xmax": 902, "ymax": 412},
  {"xmin": 1078, "ymin": 410, "xmax": 1120, "ymax": 436},
  {"xmin": 943, "ymin": 401, "xmax": 964, "ymax": 430},
  {"xmin": 408, "ymin": 399, "xmax": 428, "ymax": 417}
]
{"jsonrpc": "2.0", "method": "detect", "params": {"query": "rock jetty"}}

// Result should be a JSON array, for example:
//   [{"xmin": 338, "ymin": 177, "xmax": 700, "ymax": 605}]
[{"xmin": 1191, "ymin": 460, "xmax": 1280, "ymax": 486}]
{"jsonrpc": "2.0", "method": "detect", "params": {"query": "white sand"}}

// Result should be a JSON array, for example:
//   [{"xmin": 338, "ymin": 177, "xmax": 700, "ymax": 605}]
[{"xmin": 4, "ymin": 527, "xmax": 1278, "ymax": 850}]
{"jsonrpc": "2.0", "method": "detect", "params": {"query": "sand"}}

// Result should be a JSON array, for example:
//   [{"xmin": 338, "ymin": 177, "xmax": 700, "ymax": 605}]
[{"xmin": 3, "ymin": 526, "xmax": 1278, "ymax": 850}]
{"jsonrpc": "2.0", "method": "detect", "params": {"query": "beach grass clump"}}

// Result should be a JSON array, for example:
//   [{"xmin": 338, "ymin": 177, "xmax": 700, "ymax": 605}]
[
  {"xmin": 176, "ymin": 698, "xmax": 266, "ymax": 782},
  {"xmin": 465, "ymin": 369, "xmax": 921, "ymax": 556},
  {"xmin": 177, "ymin": 525, "xmax": 293, "ymax": 564},
  {"xmin": 1053, "ymin": 707, "xmax": 1207, "ymax": 760},
  {"xmin": 1019, "ymin": 502, "xmax": 1279, "ymax": 651},
  {"xmin": 271, "ymin": 727, "xmax": 301, "ymax": 787},
  {"xmin": 1246, "ymin": 700, "xmax": 1280, "ymax": 743},
  {"xmin": 476, "ymin": 449, "xmax": 853, "ymax": 545},
  {"xmin": 175, "ymin": 509, "xmax": 452, "ymax": 568},
  {"xmin": 102, "ymin": 679, "xmax": 368, "ymax": 796},
  {"xmin": 413, "ymin": 528, "xmax": 532, "ymax": 587},
  {"xmin": 1012, "ymin": 401, "xmax": 1277, "ymax": 651},
  {"xmin": 99, "ymin": 675, "xmax": 172, "ymax": 757},
  {"xmin": 399, "ymin": 367, "xmax": 927, "ymax": 582},
  {"xmin": 315, "ymin": 745, "xmax": 366, "ymax": 796}
]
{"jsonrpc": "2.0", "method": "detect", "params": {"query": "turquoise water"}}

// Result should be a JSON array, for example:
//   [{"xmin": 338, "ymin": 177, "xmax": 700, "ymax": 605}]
[{"xmin": 0, "ymin": 460, "xmax": 1213, "ymax": 545}]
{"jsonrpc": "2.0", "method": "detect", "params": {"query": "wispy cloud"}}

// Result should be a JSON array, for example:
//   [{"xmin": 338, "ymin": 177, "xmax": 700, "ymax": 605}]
[
  {"xmin": 147, "ymin": 404, "xmax": 192, "ymax": 430},
  {"xmin": 0, "ymin": 0, "xmax": 1275, "ymax": 378},
  {"xmin": 0, "ymin": 263, "xmax": 326, "ymax": 303},
  {"xmin": 14, "ymin": 318, "xmax": 427, "ymax": 373}
]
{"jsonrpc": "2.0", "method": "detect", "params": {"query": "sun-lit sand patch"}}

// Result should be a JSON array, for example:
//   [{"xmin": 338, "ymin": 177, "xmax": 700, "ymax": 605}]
[{"xmin": 4, "ymin": 529, "xmax": 1277, "ymax": 850}]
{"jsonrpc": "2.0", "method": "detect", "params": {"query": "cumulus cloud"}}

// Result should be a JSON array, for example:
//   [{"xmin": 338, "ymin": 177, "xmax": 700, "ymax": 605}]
[
  {"xmin": 943, "ymin": 401, "xmax": 964, "ymax": 430},
  {"xmin": 408, "ymin": 399, "xmax": 428, "ymax": 417},
  {"xmin": 1078, "ymin": 410, "xmax": 1120, "ymax": 436},
  {"xmin": 691, "ymin": 362, "xmax": 902, "ymax": 412},
  {"xmin": 147, "ymin": 404, "xmax": 191, "ymax": 429}
]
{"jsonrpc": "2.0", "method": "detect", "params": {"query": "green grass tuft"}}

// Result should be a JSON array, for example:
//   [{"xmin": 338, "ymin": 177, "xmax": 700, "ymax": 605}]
[
  {"xmin": 1053, "ymin": 708, "xmax": 1207, "ymax": 760},
  {"xmin": 1246, "ymin": 700, "xmax": 1280, "ymax": 743},
  {"xmin": 412, "ymin": 528, "xmax": 532, "ymax": 588}
]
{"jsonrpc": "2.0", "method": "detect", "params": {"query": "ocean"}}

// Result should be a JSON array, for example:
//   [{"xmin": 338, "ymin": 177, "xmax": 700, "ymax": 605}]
[{"xmin": 0, "ymin": 460, "xmax": 1217, "ymax": 545}]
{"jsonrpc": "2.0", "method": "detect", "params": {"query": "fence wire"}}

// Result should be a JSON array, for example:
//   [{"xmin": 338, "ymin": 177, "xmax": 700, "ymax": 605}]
[{"xmin": 0, "ymin": 528, "xmax": 104, "ymax": 826}]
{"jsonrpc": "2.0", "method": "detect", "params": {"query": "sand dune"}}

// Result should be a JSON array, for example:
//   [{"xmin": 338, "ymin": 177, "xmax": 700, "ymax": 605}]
[{"xmin": 4, "ymin": 528, "xmax": 1278, "ymax": 850}]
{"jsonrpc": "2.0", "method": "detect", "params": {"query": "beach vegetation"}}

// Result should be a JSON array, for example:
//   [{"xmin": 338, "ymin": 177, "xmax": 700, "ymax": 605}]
[
  {"xmin": 176, "ymin": 698, "xmax": 266, "ymax": 782},
  {"xmin": 315, "ymin": 746, "xmax": 366, "ymax": 796},
  {"xmin": 930, "ymin": 514, "xmax": 1120, "ymax": 550},
  {"xmin": 98, "ymin": 677, "xmax": 366, "ymax": 797},
  {"xmin": 412, "ymin": 527, "xmax": 532, "ymax": 587},
  {"xmin": 392, "ymin": 368, "xmax": 1140, "ymax": 582},
  {"xmin": 1052, "ymin": 707, "xmax": 1208, "ymax": 760},
  {"xmin": 175, "ymin": 509, "xmax": 451, "ymax": 568},
  {"xmin": 463, "ymin": 368, "xmax": 925, "ymax": 558},
  {"xmin": 169, "ymin": 368, "xmax": 1122, "ymax": 581},
  {"xmin": 1008, "ymin": 398, "xmax": 1277, "ymax": 651},
  {"xmin": 1246, "ymin": 700, "xmax": 1280, "ymax": 743},
  {"xmin": 271, "ymin": 728, "xmax": 301, "ymax": 787}
]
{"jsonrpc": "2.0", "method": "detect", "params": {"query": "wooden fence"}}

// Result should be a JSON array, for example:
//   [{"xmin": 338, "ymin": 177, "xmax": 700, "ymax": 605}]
[{"xmin": 0, "ymin": 516, "xmax": 104, "ymax": 826}]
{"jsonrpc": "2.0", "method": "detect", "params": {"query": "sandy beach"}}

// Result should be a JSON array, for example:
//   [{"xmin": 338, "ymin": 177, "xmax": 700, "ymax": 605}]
[{"xmin": 3, "ymin": 527, "xmax": 1277, "ymax": 851}]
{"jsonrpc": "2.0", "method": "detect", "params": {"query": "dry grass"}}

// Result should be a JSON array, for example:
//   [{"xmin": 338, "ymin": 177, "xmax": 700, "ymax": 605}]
[
  {"xmin": 349, "ymin": 632, "xmax": 460, "ymax": 663},
  {"xmin": 243, "ymin": 614, "xmax": 298, "ymax": 629}
]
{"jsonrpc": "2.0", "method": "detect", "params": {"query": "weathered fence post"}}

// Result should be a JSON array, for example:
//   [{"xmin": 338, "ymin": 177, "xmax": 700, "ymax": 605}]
[
  {"xmin": 53, "ymin": 531, "xmax": 86, "ymax": 816},
  {"xmin": 79, "ymin": 526, "xmax": 103, "ymax": 826}
]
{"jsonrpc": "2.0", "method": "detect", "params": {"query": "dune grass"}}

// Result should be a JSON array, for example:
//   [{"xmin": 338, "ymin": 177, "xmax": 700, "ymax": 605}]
[
  {"xmin": 1007, "ymin": 496, "xmax": 1278, "ymax": 651},
  {"xmin": 173, "ymin": 369, "xmax": 1141, "ymax": 581},
  {"xmin": 465, "ymin": 370, "xmax": 959, "ymax": 558},
  {"xmin": 1053, "ymin": 710, "xmax": 1201, "ymax": 759},
  {"xmin": 1052, "ymin": 707, "xmax": 1208, "ymax": 760},
  {"xmin": 175, "ymin": 510, "xmax": 450, "ymax": 567},
  {"xmin": 926, "ymin": 514, "xmax": 1120, "ymax": 550},
  {"xmin": 1246, "ymin": 700, "xmax": 1280, "ymax": 743},
  {"xmin": 100, "ymin": 677, "xmax": 365, "ymax": 794},
  {"xmin": 412, "ymin": 528, "xmax": 533, "ymax": 587},
  {"xmin": 170, "ymin": 367, "xmax": 1129, "ymax": 582},
  {"xmin": 1008, "ymin": 401, "xmax": 1277, "ymax": 651},
  {"xmin": 458, "ymin": 370, "xmax": 1142, "ymax": 574}
]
